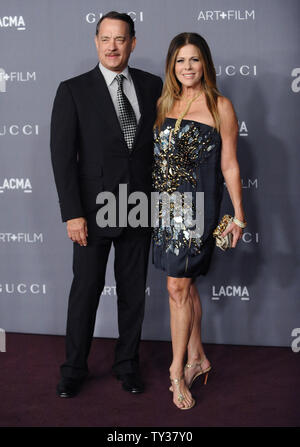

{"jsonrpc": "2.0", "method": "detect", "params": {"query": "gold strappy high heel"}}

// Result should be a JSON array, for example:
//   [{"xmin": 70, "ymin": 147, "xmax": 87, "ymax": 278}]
[
  {"xmin": 169, "ymin": 361, "xmax": 212, "ymax": 392},
  {"xmin": 185, "ymin": 362, "xmax": 212, "ymax": 388},
  {"xmin": 170, "ymin": 376, "xmax": 195, "ymax": 410}
]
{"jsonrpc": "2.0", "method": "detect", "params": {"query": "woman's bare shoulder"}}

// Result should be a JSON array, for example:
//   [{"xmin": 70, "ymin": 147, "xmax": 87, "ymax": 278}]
[
  {"xmin": 217, "ymin": 95, "xmax": 238, "ymax": 133},
  {"xmin": 217, "ymin": 95, "xmax": 235, "ymax": 114}
]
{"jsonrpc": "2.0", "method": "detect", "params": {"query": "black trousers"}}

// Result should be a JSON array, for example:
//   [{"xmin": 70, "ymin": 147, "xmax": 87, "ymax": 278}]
[{"xmin": 60, "ymin": 228, "xmax": 151, "ymax": 380}]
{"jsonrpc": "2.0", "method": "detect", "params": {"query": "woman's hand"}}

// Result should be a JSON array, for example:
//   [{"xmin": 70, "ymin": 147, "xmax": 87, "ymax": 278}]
[{"xmin": 221, "ymin": 221, "xmax": 243, "ymax": 248}]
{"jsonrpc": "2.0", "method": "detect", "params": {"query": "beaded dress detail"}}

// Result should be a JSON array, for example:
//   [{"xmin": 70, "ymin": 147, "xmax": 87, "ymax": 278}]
[{"xmin": 152, "ymin": 118, "xmax": 224, "ymax": 277}]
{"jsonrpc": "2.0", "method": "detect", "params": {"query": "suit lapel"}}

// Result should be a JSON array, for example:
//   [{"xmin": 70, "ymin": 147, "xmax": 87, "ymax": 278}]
[{"xmin": 129, "ymin": 67, "xmax": 146, "ymax": 150}]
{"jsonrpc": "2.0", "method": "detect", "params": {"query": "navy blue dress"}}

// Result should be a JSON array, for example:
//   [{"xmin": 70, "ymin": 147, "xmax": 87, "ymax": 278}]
[{"xmin": 152, "ymin": 118, "xmax": 224, "ymax": 278}]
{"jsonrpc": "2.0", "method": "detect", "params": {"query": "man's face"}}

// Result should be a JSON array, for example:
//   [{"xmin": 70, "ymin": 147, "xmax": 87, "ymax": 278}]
[{"xmin": 94, "ymin": 18, "xmax": 136, "ymax": 73}]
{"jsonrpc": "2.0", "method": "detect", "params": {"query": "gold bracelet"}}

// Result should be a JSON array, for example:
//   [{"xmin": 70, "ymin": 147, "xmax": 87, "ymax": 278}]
[{"xmin": 233, "ymin": 217, "xmax": 247, "ymax": 228}]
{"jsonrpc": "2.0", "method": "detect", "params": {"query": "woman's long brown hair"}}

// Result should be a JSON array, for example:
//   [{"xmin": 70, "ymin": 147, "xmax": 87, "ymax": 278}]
[{"xmin": 155, "ymin": 32, "xmax": 222, "ymax": 132}]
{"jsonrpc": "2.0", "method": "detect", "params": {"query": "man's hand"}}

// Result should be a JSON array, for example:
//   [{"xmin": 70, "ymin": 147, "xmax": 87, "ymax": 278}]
[{"xmin": 66, "ymin": 217, "xmax": 88, "ymax": 246}]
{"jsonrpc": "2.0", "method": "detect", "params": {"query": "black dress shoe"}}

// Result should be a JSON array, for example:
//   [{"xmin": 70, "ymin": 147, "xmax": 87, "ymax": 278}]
[
  {"xmin": 56, "ymin": 377, "xmax": 84, "ymax": 398},
  {"xmin": 116, "ymin": 373, "xmax": 145, "ymax": 394}
]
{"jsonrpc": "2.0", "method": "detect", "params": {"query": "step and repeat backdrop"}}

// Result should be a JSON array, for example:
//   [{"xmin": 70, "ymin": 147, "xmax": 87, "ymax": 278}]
[{"xmin": 0, "ymin": 0, "xmax": 299, "ymax": 347}]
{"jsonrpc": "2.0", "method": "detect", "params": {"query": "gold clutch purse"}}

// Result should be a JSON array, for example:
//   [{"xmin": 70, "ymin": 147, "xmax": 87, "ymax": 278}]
[{"xmin": 213, "ymin": 215, "xmax": 233, "ymax": 251}]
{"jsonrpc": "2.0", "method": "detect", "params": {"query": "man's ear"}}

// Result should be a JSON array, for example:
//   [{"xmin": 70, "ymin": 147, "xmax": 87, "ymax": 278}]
[
  {"xmin": 94, "ymin": 35, "xmax": 99, "ymax": 51},
  {"xmin": 131, "ymin": 37, "xmax": 137, "ymax": 53}
]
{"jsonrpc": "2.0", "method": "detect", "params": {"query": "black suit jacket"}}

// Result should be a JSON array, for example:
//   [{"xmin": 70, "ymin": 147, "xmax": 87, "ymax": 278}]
[{"xmin": 50, "ymin": 64, "xmax": 163, "ymax": 239}]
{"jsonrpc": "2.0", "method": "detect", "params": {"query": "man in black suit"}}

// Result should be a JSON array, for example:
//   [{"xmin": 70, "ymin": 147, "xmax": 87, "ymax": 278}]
[{"xmin": 50, "ymin": 11, "xmax": 162, "ymax": 397}]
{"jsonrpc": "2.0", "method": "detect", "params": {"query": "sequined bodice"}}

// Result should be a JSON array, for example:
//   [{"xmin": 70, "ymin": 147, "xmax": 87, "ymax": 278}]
[
  {"xmin": 153, "ymin": 118, "xmax": 221, "ymax": 194},
  {"xmin": 152, "ymin": 118, "xmax": 222, "ymax": 259}
]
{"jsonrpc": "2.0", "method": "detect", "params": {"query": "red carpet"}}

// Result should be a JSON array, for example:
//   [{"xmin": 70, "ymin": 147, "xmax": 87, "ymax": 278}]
[{"xmin": 0, "ymin": 333, "xmax": 299, "ymax": 427}]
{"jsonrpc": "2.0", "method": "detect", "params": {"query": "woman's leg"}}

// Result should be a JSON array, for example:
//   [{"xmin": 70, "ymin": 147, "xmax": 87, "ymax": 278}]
[
  {"xmin": 167, "ymin": 276, "xmax": 194, "ymax": 409},
  {"xmin": 184, "ymin": 283, "xmax": 211, "ymax": 386}
]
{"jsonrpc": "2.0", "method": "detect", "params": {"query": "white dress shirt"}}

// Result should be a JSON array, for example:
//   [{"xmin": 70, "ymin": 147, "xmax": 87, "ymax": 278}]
[{"xmin": 99, "ymin": 62, "xmax": 141, "ymax": 124}]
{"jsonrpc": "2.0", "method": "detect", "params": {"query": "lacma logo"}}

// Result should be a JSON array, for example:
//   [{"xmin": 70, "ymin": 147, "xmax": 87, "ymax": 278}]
[
  {"xmin": 239, "ymin": 121, "xmax": 248, "ymax": 137},
  {"xmin": 0, "ymin": 16, "xmax": 26, "ymax": 30},
  {"xmin": 211, "ymin": 285, "xmax": 250, "ymax": 301},
  {"xmin": 0, "ymin": 68, "xmax": 36, "ymax": 93},
  {"xmin": 0, "ymin": 178, "xmax": 32, "ymax": 194}
]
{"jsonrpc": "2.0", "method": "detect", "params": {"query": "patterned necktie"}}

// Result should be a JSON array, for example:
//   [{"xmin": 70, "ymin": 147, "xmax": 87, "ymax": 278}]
[{"xmin": 115, "ymin": 74, "xmax": 137, "ymax": 152}]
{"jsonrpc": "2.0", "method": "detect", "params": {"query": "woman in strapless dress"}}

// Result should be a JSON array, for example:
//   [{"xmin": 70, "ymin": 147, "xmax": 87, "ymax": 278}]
[{"xmin": 152, "ymin": 32, "xmax": 246, "ymax": 410}]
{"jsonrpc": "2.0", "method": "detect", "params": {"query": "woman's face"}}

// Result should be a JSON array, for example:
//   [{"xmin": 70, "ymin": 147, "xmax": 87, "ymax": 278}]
[{"xmin": 174, "ymin": 44, "xmax": 203, "ymax": 89}]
